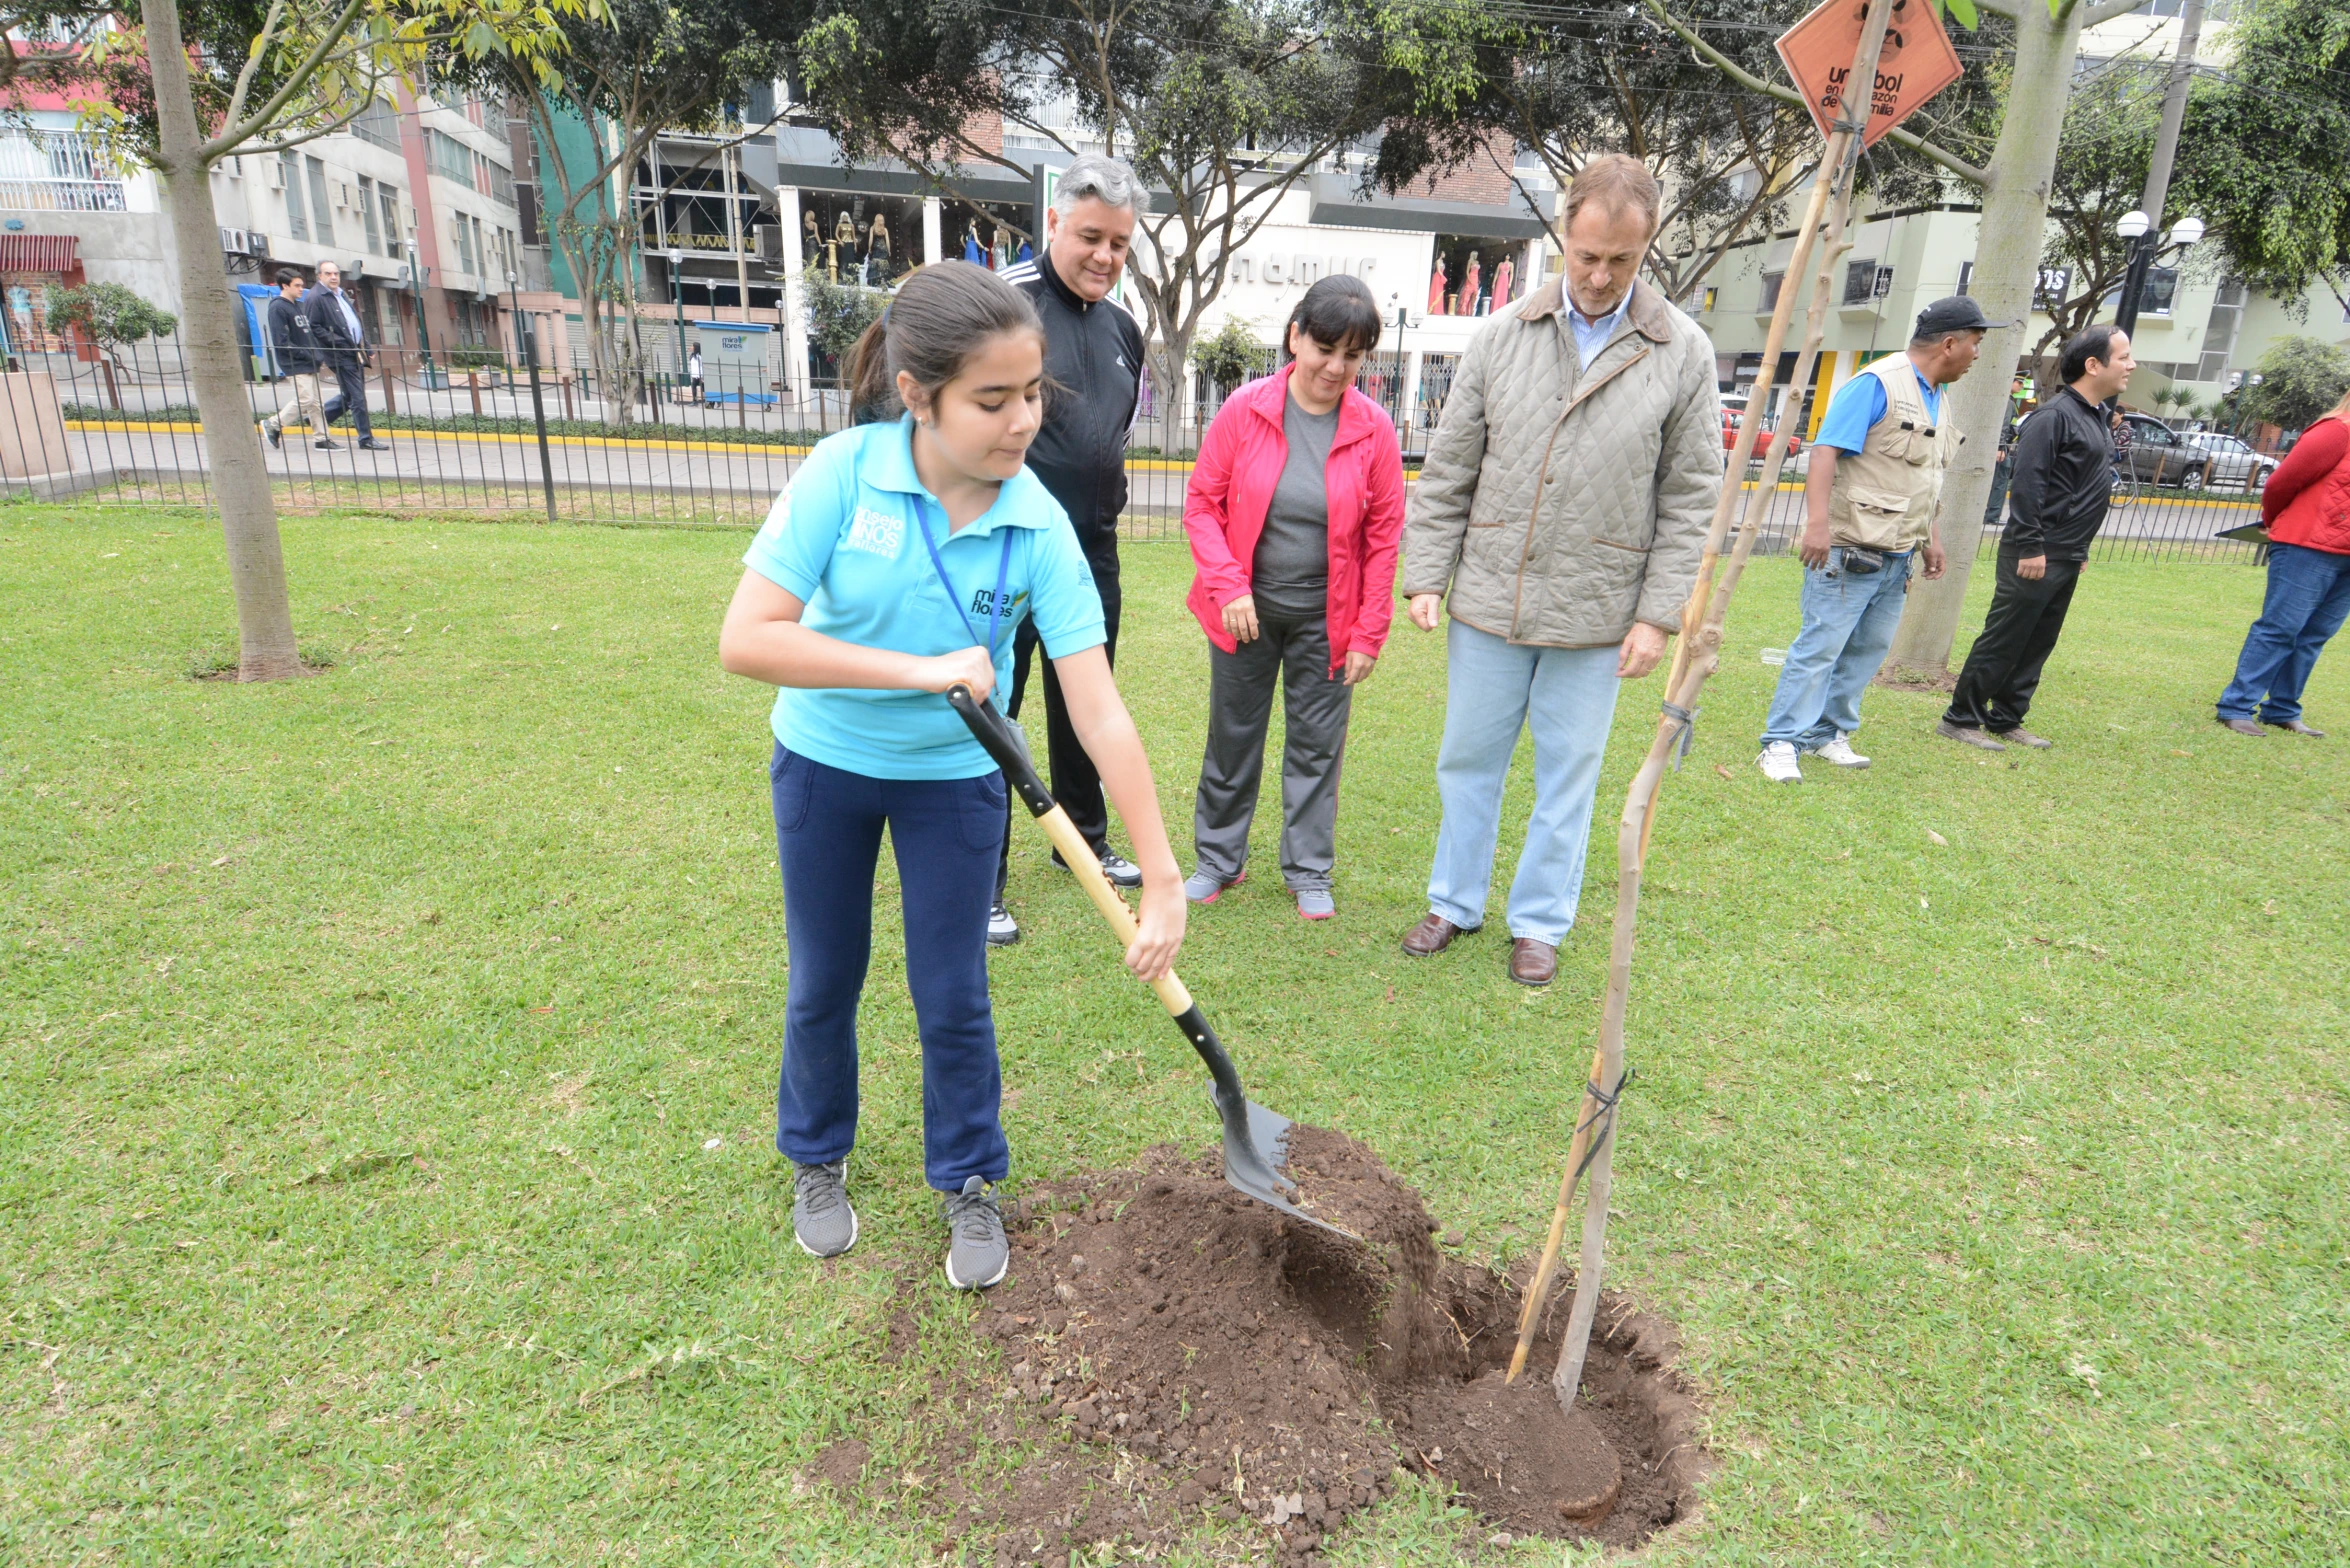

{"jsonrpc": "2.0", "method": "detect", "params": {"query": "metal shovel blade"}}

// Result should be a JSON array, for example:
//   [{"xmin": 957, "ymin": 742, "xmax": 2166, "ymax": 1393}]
[{"xmin": 1181, "ymin": 1007, "xmax": 1360, "ymax": 1241}]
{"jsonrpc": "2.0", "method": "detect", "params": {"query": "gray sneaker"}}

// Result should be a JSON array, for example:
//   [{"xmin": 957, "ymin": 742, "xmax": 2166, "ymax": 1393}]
[
  {"xmin": 792, "ymin": 1159, "xmax": 857, "ymax": 1258},
  {"xmin": 943, "ymin": 1175, "xmax": 1009, "ymax": 1289}
]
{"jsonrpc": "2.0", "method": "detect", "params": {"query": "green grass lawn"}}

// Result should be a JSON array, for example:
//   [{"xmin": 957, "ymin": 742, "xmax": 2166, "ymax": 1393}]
[{"xmin": 3, "ymin": 500, "xmax": 2346, "ymax": 1567}]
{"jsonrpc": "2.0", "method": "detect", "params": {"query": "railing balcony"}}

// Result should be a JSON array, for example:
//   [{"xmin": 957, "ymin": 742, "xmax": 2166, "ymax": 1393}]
[
  {"xmin": 0, "ymin": 129, "xmax": 128, "ymax": 212},
  {"xmin": 0, "ymin": 175, "xmax": 126, "ymax": 211}
]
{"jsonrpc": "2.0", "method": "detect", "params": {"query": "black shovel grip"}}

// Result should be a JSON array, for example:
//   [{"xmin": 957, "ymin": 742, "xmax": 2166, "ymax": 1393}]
[{"xmin": 946, "ymin": 683, "xmax": 1055, "ymax": 817}]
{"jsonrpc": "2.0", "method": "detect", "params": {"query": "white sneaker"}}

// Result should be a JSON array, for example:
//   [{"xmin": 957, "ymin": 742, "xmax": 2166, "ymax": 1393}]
[
  {"xmin": 1806, "ymin": 732, "xmax": 1871, "ymax": 769},
  {"xmin": 1757, "ymin": 742, "xmax": 1803, "ymax": 783}
]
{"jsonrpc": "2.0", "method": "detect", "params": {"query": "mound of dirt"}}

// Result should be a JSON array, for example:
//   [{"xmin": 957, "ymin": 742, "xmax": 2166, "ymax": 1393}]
[{"xmin": 887, "ymin": 1127, "xmax": 1709, "ymax": 1566}]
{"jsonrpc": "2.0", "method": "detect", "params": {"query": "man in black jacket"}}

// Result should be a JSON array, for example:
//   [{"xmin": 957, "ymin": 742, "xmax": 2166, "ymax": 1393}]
[
  {"xmin": 989, "ymin": 154, "xmax": 1148, "ymax": 945},
  {"xmin": 257, "ymin": 269, "xmax": 334, "ymax": 450},
  {"xmin": 1940, "ymin": 324, "xmax": 2135, "ymax": 749},
  {"xmin": 305, "ymin": 262, "xmax": 390, "ymax": 451}
]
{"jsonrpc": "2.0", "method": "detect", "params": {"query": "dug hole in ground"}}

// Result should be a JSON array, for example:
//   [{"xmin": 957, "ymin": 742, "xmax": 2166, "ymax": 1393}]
[{"xmin": 804, "ymin": 1128, "xmax": 1712, "ymax": 1565}]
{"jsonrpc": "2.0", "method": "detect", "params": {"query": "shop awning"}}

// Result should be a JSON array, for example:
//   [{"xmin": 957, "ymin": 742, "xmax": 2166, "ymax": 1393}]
[{"xmin": 0, "ymin": 234, "xmax": 80, "ymax": 273}]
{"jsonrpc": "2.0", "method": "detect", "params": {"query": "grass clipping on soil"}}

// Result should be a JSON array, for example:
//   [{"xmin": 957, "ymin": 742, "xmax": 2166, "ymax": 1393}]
[{"xmin": 829, "ymin": 1129, "xmax": 1710, "ymax": 1566}]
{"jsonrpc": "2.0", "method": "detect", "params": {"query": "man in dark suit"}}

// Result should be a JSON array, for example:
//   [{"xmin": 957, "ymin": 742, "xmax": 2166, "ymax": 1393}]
[{"xmin": 305, "ymin": 262, "xmax": 390, "ymax": 451}]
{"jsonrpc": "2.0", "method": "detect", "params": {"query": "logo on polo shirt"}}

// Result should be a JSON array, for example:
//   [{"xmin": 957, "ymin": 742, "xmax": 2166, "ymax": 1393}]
[
  {"xmin": 843, "ymin": 505, "xmax": 903, "ymax": 558},
  {"xmin": 971, "ymin": 587, "xmax": 1029, "ymax": 618}
]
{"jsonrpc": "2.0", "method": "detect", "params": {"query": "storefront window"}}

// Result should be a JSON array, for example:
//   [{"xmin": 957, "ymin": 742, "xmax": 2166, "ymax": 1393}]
[{"xmin": 1424, "ymin": 235, "xmax": 1529, "ymax": 318}]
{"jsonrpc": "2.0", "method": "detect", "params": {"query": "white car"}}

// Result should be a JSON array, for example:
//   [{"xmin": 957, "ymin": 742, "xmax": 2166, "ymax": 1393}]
[{"xmin": 2178, "ymin": 431, "xmax": 2277, "ymax": 491}]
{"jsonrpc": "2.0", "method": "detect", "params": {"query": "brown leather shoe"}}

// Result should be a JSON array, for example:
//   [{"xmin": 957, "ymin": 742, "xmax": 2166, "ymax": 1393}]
[
  {"xmin": 2216, "ymin": 716, "xmax": 2266, "ymax": 737},
  {"xmin": 2265, "ymin": 718, "xmax": 2326, "ymax": 738},
  {"xmin": 1401, "ymin": 914, "xmax": 1471, "ymax": 957},
  {"xmin": 1993, "ymin": 726, "xmax": 2054, "ymax": 749},
  {"xmin": 1508, "ymin": 938, "xmax": 1557, "ymax": 987}
]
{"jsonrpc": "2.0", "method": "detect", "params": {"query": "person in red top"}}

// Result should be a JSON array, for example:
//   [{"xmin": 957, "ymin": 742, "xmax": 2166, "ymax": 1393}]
[
  {"xmin": 2215, "ymin": 386, "xmax": 2350, "ymax": 738},
  {"xmin": 1180, "ymin": 275, "xmax": 1406, "ymax": 919}
]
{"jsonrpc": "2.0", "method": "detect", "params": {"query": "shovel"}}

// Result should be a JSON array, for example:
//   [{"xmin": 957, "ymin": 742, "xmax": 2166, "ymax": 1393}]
[{"xmin": 947, "ymin": 684, "xmax": 1355, "ymax": 1241}]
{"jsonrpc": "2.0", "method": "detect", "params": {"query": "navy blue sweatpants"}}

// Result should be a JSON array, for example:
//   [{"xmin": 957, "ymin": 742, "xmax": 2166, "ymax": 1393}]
[{"xmin": 770, "ymin": 745, "xmax": 1010, "ymax": 1192}]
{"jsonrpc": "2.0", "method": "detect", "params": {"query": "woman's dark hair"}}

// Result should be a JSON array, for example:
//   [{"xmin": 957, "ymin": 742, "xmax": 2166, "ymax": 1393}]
[
  {"xmin": 1281, "ymin": 274, "xmax": 1383, "ymax": 360},
  {"xmin": 2059, "ymin": 323, "xmax": 2123, "ymax": 384},
  {"xmin": 846, "ymin": 261, "xmax": 1044, "ymax": 422}
]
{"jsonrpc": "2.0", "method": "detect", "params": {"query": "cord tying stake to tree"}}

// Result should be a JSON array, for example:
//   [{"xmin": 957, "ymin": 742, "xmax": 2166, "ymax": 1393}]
[{"xmin": 1660, "ymin": 701, "xmax": 1698, "ymax": 771}]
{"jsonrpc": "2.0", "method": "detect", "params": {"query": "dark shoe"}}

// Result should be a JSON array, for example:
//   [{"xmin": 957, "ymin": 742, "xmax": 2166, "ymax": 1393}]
[
  {"xmin": 358, "ymin": 437, "xmax": 391, "ymax": 451},
  {"xmin": 1508, "ymin": 938, "xmax": 1558, "ymax": 987},
  {"xmin": 2216, "ymin": 717, "xmax": 2266, "ymax": 738},
  {"xmin": 2264, "ymin": 718, "xmax": 2326, "ymax": 738},
  {"xmin": 943, "ymin": 1176, "xmax": 1008, "ymax": 1290},
  {"xmin": 1993, "ymin": 726, "xmax": 2054, "ymax": 749},
  {"xmin": 1935, "ymin": 719, "xmax": 2007, "ymax": 752},
  {"xmin": 792, "ymin": 1159, "xmax": 857, "ymax": 1258},
  {"xmin": 1051, "ymin": 847, "xmax": 1143, "ymax": 890},
  {"xmin": 314, "ymin": 439, "xmax": 342, "ymax": 451},
  {"xmin": 1401, "ymin": 913, "xmax": 1473, "ymax": 957},
  {"xmin": 262, "ymin": 421, "xmax": 281, "ymax": 449}
]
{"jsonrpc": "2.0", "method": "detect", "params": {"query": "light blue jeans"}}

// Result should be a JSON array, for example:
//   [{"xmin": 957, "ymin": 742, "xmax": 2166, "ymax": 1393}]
[
  {"xmin": 1759, "ymin": 548, "xmax": 1913, "ymax": 749},
  {"xmin": 1426, "ymin": 620, "xmax": 1622, "ymax": 947}
]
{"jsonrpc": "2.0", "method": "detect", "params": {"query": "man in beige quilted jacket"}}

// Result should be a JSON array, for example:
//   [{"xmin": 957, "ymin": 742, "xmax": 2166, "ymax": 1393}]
[{"xmin": 1398, "ymin": 155, "xmax": 1722, "ymax": 986}]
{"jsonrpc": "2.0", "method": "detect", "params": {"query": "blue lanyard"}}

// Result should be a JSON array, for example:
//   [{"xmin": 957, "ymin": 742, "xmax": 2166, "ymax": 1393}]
[{"xmin": 914, "ymin": 507, "xmax": 1016, "ymax": 662}]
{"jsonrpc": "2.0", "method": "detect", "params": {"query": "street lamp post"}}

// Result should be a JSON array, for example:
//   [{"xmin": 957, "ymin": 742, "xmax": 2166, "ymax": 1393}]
[{"xmin": 2113, "ymin": 210, "xmax": 2205, "ymax": 337}]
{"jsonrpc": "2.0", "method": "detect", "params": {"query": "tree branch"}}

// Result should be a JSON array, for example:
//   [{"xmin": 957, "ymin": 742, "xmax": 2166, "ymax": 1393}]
[
  {"xmin": 221, "ymin": 0, "xmax": 291, "ymax": 134},
  {"xmin": 2080, "ymin": 0, "xmax": 2155, "ymax": 28},
  {"xmin": 202, "ymin": 0, "xmax": 374, "ymax": 161}
]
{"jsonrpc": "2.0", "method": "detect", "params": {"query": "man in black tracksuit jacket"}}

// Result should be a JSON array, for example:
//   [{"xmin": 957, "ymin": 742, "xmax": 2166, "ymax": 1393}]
[
  {"xmin": 990, "ymin": 156, "xmax": 1149, "ymax": 941},
  {"xmin": 1941, "ymin": 324, "xmax": 2136, "ymax": 748}
]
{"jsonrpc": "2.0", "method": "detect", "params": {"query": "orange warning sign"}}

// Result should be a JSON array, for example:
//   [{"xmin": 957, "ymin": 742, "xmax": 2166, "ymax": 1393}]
[{"xmin": 1776, "ymin": 0, "xmax": 1965, "ymax": 148}]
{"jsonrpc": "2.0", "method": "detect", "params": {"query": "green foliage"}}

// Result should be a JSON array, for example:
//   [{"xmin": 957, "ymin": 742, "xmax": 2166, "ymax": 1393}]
[
  {"xmin": 2173, "ymin": 0, "xmax": 2350, "ymax": 300},
  {"xmin": 444, "ymin": 346, "xmax": 510, "ymax": 371},
  {"xmin": 44, "ymin": 282, "xmax": 175, "ymax": 351},
  {"xmin": 803, "ymin": 273, "xmax": 885, "ymax": 369},
  {"xmin": 2237, "ymin": 336, "xmax": 2350, "ymax": 433},
  {"xmin": 1186, "ymin": 319, "xmax": 1266, "ymax": 392}
]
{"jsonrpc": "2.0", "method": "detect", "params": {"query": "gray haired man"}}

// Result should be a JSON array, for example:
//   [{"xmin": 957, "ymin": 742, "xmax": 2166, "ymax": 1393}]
[{"xmin": 991, "ymin": 155, "xmax": 1150, "ymax": 944}]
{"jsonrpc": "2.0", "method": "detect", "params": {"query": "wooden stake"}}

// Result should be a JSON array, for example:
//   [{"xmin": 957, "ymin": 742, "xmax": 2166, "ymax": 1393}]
[
  {"xmin": 1549, "ymin": 1, "xmax": 1894, "ymax": 1413},
  {"xmin": 1505, "ymin": 1045, "xmax": 1603, "ymax": 1381}
]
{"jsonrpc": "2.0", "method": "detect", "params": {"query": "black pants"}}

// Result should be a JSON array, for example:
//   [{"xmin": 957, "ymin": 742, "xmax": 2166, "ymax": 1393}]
[
  {"xmin": 320, "ymin": 360, "xmax": 374, "ymax": 439},
  {"xmin": 996, "ymin": 527, "xmax": 1121, "ymax": 899},
  {"xmin": 1943, "ymin": 549, "xmax": 2083, "ymax": 732}
]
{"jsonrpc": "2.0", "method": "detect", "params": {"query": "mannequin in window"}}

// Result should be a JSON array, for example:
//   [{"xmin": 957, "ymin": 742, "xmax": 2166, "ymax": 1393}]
[
  {"xmin": 1427, "ymin": 260, "xmax": 1446, "ymax": 317},
  {"xmin": 833, "ymin": 210, "xmax": 857, "ymax": 250},
  {"xmin": 990, "ymin": 226, "xmax": 1010, "ymax": 271},
  {"xmin": 962, "ymin": 220, "xmax": 985, "ymax": 266},
  {"xmin": 801, "ymin": 209, "xmax": 820, "ymax": 264},
  {"xmin": 1490, "ymin": 255, "xmax": 1514, "ymax": 310},
  {"xmin": 1462, "ymin": 251, "xmax": 1482, "ymax": 316},
  {"xmin": 866, "ymin": 214, "xmax": 891, "ymax": 283}
]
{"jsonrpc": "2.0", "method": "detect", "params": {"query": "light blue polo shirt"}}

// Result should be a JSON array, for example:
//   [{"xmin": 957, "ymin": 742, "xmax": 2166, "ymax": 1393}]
[{"xmin": 743, "ymin": 416, "xmax": 1107, "ymax": 779}]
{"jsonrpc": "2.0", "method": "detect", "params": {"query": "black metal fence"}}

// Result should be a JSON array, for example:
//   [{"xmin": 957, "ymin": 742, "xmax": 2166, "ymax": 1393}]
[{"xmin": 21, "ymin": 331, "xmax": 2273, "ymax": 563}]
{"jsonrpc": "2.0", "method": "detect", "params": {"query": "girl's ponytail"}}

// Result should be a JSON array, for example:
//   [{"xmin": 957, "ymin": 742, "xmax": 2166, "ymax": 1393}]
[{"xmin": 846, "ymin": 316, "xmax": 895, "ymax": 425}]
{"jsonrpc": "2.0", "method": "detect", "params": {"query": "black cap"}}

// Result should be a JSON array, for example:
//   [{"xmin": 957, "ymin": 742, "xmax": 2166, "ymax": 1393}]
[{"xmin": 1914, "ymin": 295, "xmax": 2008, "ymax": 337}]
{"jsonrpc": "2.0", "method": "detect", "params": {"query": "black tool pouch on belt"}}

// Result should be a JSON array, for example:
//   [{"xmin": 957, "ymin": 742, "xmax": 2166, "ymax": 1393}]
[{"xmin": 1841, "ymin": 546, "xmax": 1888, "ymax": 575}]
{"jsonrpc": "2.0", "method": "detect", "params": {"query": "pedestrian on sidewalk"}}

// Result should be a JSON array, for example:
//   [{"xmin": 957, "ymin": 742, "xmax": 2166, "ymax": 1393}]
[
  {"xmin": 1396, "ymin": 155, "xmax": 1720, "ymax": 987},
  {"xmin": 717, "ymin": 262, "xmax": 1185, "ymax": 1290},
  {"xmin": 989, "ymin": 154, "xmax": 1150, "ymax": 946},
  {"xmin": 689, "ymin": 346, "xmax": 705, "ymax": 403},
  {"xmin": 2214, "ymin": 385, "xmax": 2350, "ymax": 739},
  {"xmin": 1756, "ymin": 297, "xmax": 1994, "ymax": 783},
  {"xmin": 257, "ymin": 270, "xmax": 333, "ymax": 451},
  {"xmin": 1939, "ymin": 324, "xmax": 2135, "ymax": 751},
  {"xmin": 1180, "ymin": 275, "xmax": 1405, "ymax": 920},
  {"xmin": 306, "ymin": 262, "xmax": 389, "ymax": 451}
]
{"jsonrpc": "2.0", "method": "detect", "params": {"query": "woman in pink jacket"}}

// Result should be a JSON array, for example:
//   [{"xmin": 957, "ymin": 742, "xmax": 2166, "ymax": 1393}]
[{"xmin": 1181, "ymin": 274, "xmax": 1405, "ymax": 919}]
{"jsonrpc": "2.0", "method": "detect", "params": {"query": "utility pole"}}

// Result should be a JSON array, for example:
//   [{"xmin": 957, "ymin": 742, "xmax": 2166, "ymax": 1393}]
[{"xmin": 2116, "ymin": 0, "xmax": 2205, "ymax": 335}]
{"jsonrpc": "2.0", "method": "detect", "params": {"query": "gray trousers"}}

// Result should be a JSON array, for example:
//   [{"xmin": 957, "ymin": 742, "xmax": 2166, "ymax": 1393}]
[{"xmin": 1192, "ymin": 609, "xmax": 1354, "ymax": 892}]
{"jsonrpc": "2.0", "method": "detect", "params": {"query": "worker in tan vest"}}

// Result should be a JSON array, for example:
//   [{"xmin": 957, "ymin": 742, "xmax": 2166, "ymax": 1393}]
[{"xmin": 1756, "ymin": 296, "xmax": 1999, "ymax": 782}]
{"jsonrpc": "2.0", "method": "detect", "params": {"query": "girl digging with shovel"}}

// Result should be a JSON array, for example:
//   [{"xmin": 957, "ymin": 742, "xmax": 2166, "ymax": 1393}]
[{"xmin": 719, "ymin": 262, "xmax": 1186, "ymax": 1289}]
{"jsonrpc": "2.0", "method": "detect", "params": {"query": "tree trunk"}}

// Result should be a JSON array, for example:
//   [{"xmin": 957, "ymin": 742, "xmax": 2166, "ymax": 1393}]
[
  {"xmin": 146, "ymin": 0, "xmax": 304, "ymax": 681},
  {"xmin": 1885, "ymin": 2, "xmax": 2086, "ymax": 678}
]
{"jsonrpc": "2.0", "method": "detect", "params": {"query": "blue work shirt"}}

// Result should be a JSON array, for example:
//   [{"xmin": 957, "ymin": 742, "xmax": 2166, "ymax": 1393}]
[
  {"xmin": 1813, "ymin": 359, "xmax": 1945, "ymax": 455},
  {"xmin": 743, "ymin": 416, "xmax": 1107, "ymax": 779},
  {"xmin": 1567, "ymin": 289, "xmax": 1634, "ymax": 372}
]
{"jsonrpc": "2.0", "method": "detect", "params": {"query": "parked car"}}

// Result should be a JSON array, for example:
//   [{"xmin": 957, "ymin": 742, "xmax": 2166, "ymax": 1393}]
[
  {"xmin": 2116, "ymin": 412, "xmax": 2211, "ymax": 488},
  {"xmin": 2177, "ymin": 429, "xmax": 2277, "ymax": 490},
  {"xmin": 1719, "ymin": 394, "xmax": 1803, "ymax": 460}
]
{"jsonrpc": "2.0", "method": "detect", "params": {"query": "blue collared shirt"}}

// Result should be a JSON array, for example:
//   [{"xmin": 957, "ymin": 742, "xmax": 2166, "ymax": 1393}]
[
  {"xmin": 1567, "ymin": 289, "xmax": 1634, "ymax": 372},
  {"xmin": 743, "ymin": 416, "xmax": 1106, "ymax": 779}
]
